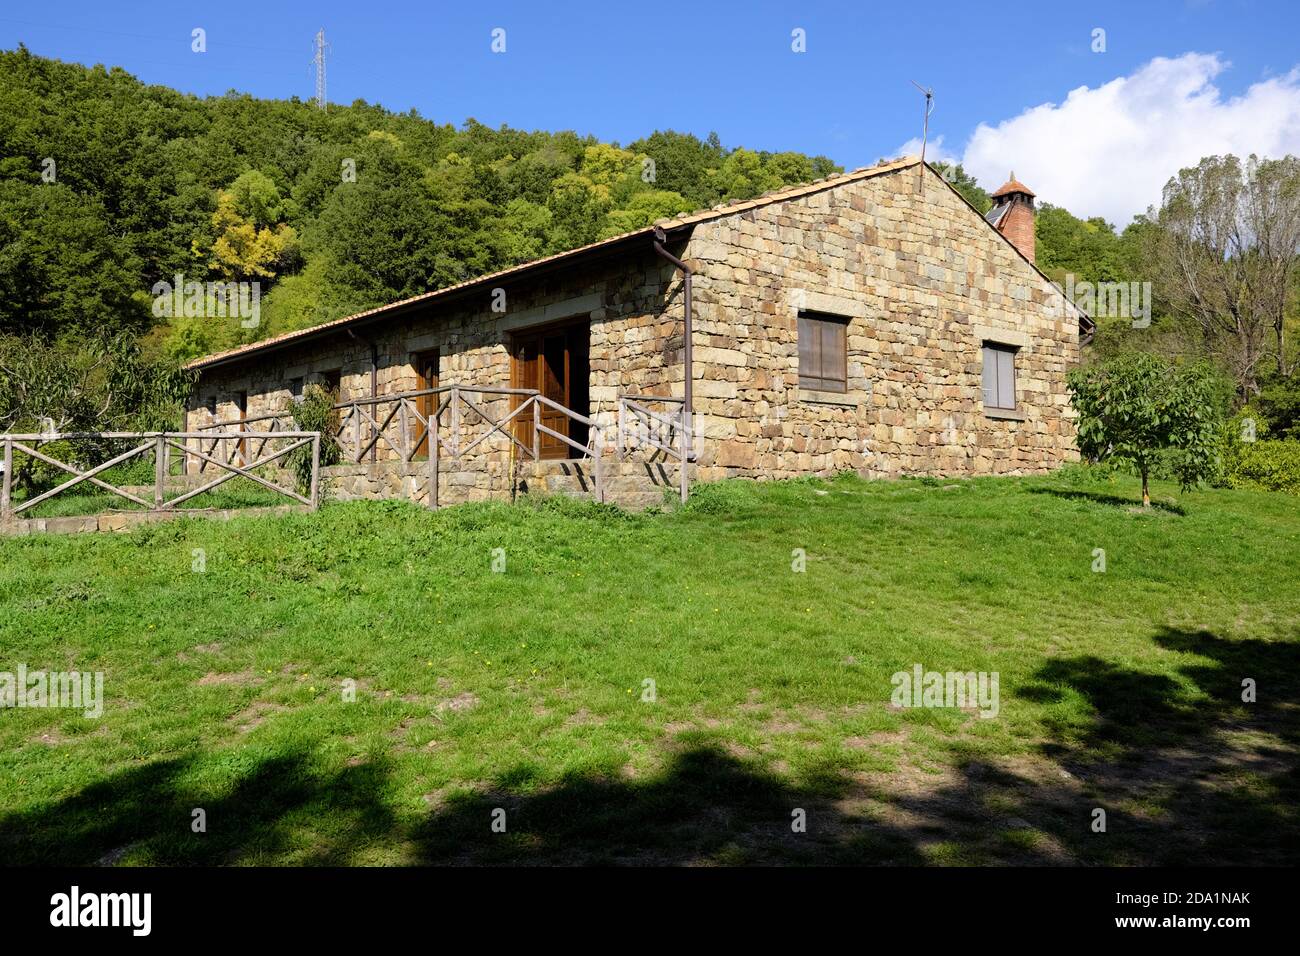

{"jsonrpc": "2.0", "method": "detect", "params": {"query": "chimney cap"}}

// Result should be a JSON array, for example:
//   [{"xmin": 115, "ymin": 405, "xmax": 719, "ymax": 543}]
[{"xmin": 991, "ymin": 172, "xmax": 1036, "ymax": 199}]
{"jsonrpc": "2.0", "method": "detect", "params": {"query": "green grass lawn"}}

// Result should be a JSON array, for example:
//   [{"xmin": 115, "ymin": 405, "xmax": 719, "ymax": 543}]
[
  {"xmin": 1, "ymin": 470, "xmax": 1297, "ymax": 866},
  {"xmin": 13, "ymin": 479, "xmax": 297, "ymax": 519}
]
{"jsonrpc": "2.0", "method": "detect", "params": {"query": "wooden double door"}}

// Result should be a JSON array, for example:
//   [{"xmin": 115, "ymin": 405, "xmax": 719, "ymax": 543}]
[{"xmin": 510, "ymin": 322, "xmax": 589, "ymax": 459}]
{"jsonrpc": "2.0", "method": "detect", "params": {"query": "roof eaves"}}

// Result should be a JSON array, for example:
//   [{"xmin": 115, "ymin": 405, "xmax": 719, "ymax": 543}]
[{"xmin": 186, "ymin": 155, "xmax": 923, "ymax": 372}]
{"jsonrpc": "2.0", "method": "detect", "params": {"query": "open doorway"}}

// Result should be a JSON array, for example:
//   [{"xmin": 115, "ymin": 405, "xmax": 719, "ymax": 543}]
[{"xmin": 510, "ymin": 320, "xmax": 589, "ymax": 459}]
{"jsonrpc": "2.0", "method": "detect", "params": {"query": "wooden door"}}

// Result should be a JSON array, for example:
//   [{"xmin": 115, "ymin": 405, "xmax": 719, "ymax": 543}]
[
  {"xmin": 412, "ymin": 350, "xmax": 439, "ymax": 459},
  {"xmin": 510, "ymin": 324, "xmax": 588, "ymax": 459},
  {"xmin": 537, "ymin": 331, "xmax": 571, "ymax": 457}
]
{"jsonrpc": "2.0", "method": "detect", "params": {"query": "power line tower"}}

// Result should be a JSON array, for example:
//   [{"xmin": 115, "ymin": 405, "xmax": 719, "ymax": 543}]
[{"xmin": 311, "ymin": 28, "xmax": 328, "ymax": 110}]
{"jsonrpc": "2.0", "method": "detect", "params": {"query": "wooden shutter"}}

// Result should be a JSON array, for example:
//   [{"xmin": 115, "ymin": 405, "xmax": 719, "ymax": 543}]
[
  {"xmin": 982, "ymin": 344, "xmax": 1017, "ymax": 409},
  {"xmin": 997, "ymin": 348, "xmax": 1016, "ymax": 409},
  {"xmin": 982, "ymin": 346, "xmax": 997, "ymax": 406},
  {"xmin": 798, "ymin": 312, "xmax": 848, "ymax": 392}
]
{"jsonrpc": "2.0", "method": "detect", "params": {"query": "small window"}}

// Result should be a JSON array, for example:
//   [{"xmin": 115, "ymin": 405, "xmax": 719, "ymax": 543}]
[
  {"xmin": 205, "ymin": 396, "xmax": 217, "ymax": 415},
  {"xmin": 321, "ymin": 369, "xmax": 342, "ymax": 397},
  {"xmin": 289, "ymin": 377, "xmax": 304, "ymax": 402},
  {"xmin": 982, "ymin": 343, "xmax": 1018, "ymax": 410},
  {"xmin": 798, "ymin": 311, "xmax": 848, "ymax": 392}
]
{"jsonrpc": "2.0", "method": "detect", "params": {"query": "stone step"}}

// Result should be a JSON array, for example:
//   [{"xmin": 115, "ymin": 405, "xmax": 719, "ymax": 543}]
[
  {"xmin": 521, "ymin": 457, "xmax": 688, "ymax": 508},
  {"xmin": 323, "ymin": 454, "xmax": 691, "ymax": 510}
]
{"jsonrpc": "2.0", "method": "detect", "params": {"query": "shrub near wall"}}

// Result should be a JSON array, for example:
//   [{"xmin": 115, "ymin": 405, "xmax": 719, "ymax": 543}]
[{"xmin": 1226, "ymin": 440, "xmax": 1300, "ymax": 494}]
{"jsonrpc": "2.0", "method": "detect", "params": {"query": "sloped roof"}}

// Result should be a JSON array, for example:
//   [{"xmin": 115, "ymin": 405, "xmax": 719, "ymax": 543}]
[
  {"xmin": 187, "ymin": 155, "xmax": 921, "ymax": 371},
  {"xmin": 991, "ymin": 175, "xmax": 1036, "ymax": 199},
  {"xmin": 187, "ymin": 154, "xmax": 1088, "ymax": 371}
]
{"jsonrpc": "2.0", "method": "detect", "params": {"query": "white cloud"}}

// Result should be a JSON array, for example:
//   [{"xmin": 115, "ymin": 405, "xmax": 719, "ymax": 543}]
[
  {"xmin": 894, "ymin": 133, "xmax": 958, "ymax": 167},
  {"xmin": 952, "ymin": 54, "xmax": 1300, "ymax": 225}
]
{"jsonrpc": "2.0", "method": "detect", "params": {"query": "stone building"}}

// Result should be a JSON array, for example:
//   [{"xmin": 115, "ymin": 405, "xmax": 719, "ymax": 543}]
[{"xmin": 184, "ymin": 156, "xmax": 1091, "ymax": 507}]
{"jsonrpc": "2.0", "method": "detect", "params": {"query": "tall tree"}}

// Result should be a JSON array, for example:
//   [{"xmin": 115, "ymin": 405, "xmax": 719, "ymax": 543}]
[{"xmin": 1147, "ymin": 154, "xmax": 1300, "ymax": 397}]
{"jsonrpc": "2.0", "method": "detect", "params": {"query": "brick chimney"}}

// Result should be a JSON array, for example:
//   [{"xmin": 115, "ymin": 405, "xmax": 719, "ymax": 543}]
[{"xmin": 987, "ymin": 172, "xmax": 1036, "ymax": 263}]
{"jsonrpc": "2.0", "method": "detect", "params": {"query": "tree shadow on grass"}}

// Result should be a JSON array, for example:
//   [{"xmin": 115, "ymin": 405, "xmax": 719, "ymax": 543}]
[
  {"xmin": 0, "ymin": 742, "xmax": 932, "ymax": 866},
  {"xmin": 0, "ymin": 751, "xmax": 399, "ymax": 866},
  {"xmin": 1009, "ymin": 625, "xmax": 1300, "ymax": 864},
  {"xmin": 408, "ymin": 744, "xmax": 927, "ymax": 865},
  {"xmin": 1027, "ymin": 486, "xmax": 1187, "ymax": 515},
  {"xmin": 4, "ymin": 625, "xmax": 1295, "ymax": 865}
]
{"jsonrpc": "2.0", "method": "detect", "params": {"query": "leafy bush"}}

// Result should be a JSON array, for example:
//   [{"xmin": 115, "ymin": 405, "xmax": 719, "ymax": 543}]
[
  {"xmin": 1223, "ymin": 439, "xmax": 1300, "ymax": 494},
  {"xmin": 0, "ymin": 334, "xmax": 194, "ymax": 496},
  {"xmin": 1255, "ymin": 375, "xmax": 1300, "ymax": 440},
  {"xmin": 285, "ymin": 385, "xmax": 341, "ymax": 495}
]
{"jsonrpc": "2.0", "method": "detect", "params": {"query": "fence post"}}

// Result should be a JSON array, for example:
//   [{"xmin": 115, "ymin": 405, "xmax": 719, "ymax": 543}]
[
  {"xmin": 679, "ymin": 405, "xmax": 688, "ymax": 505},
  {"xmin": 532, "ymin": 399, "xmax": 540, "ymax": 461},
  {"xmin": 310, "ymin": 433, "xmax": 321, "ymax": 510},
  {"xmin": 593, "ymin": 423, "xmax": 604, "ymax": 504},
  {"xmin": 1, "ymin": 437, "xmax": 12, "ymax": 523},
  {"xmin": 451, "ymin": 388, "xmax": 461, "ymax": 458},
  {"xmin": 154, "ymin": 433, "xmax": 166, "ymax": 510},
  {"xmin": 352, "ymin": 403, "xmax": 361, "ymax": 464},
  {"xmin": 428, "ymin": 401, "xmax": 439, "ymax": 511},
  {"xmin": 399, "ymin": 398, "xmax": 409, "ymax": 462},
  {"xmin": 617, "ymin": 400, "xmax": 625, "ymax": 462}
]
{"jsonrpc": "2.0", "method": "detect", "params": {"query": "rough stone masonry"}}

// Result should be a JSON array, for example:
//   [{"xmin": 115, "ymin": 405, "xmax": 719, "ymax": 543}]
[{"xmin": 184, "ymin": 157, "xmax": 1084, "ymax": 507}]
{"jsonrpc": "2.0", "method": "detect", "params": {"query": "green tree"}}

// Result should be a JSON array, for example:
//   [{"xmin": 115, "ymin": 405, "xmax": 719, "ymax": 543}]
[
  {"xmin": 0, "ymin": 181, "xmax": 147, "ymax": 338},
  {"xmin": 1146, "ymin": 154, "xmax": 1300, "ymax": 396},
  {"xmin": 626, "ymin": 130, "xmax": 725, "ymax": 207},
  {"xmin": 1067, "ymin": 352, "xmax": 1224, "ymax": 507},
  {"xmin": 932, "ymin": 162, "xmax": 991, "ymax": 214},
  {"xmin": 1034, "ymin": 204, "xmax": 1126, "ymax": 286}
]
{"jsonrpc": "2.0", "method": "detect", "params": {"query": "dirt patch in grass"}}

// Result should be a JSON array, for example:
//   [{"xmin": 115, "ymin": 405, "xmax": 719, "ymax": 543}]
[
  {"xmin": 563, "ymin": 708, "xmax": 600, "ymax": 728},
  {"xmin": 29, "ymin": 724, "xmax": 108, "ymax": 747},
  {"xmin": 228, "ymin": 700, "xmax": 286, "ymax": 733},
  {"xmin": 436, "ymin": 692, "xmax": 479, "ymax": 714},
  {"xmin": 844, "ymin": 730, "xmax": 907, "ymax": 750},
  {"xmin": 96, "ymin": 843, "xmax": 140, "ymax": 866},
  {"xmin": 197, "ymin": 670, "xmax": 263, "ymax": 687},
  {"xmin": 177, "ymin": 642, "xmax": 224, "ymax": 663},
  {"xmin": 837, "ymin": 750, "xmax": 1082, "ymax": 865}
]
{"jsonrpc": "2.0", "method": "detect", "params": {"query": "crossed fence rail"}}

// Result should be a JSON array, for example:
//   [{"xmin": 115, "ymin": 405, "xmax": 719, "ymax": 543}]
[
  {"xmin": 195, "ymin": 385, "xmax": 693, "ymax": 507},
  {"xmin": 0, "ymin": 430, "xmax": 321, "ymax": 523}
]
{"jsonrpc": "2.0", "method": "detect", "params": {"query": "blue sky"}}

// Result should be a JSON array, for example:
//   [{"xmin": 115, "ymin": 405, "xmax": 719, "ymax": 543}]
[{"xmin": 3, "ymin": 1, "xmax": 1298, "ymax": 222}]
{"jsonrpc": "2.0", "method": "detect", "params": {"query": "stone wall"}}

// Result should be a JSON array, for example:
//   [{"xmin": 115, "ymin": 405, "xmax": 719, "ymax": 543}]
[
  {"xmin": 188, "ymin": 162, "xmax": 1080, "ymax": 490},
  {"xmin": 185, "ymin": 249, "xmax": 683, "ymax": 470},
  {"xmin": 324, "ymin": 455, "xmax": 687, "ymax": 511},
  {"xmin": 682, "ymin": 164, "xmax": 1078, "ymax": 480}
]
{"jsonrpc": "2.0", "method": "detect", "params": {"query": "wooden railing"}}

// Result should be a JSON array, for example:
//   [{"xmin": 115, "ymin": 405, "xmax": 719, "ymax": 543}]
[
  {"xmin": 192, "ymin": 384, "xmax": 694, "ymax": 508},
  {"xmin": 0, "ymin": 430, "xmax": 321, "ymax": 522},
  {"xmin": 618, "ymin": 395, "xmax": 691, "ymax": 503},
  {"xmin": 192, "ymin": 411, "xmax": 292, "ymax": 471},
  {"xmin": 328, "ymin": 385, "xmax": 607, "ymax": 508}
]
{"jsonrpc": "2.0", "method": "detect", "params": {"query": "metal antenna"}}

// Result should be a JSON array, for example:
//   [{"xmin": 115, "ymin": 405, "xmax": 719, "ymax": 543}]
[
  {"xmin": 910, "ymin": 80, "xmax": 934, "ymax": 194},
  {"xmin": 312, "ymin": 28, "xmax": 329, "ymax": 110}
]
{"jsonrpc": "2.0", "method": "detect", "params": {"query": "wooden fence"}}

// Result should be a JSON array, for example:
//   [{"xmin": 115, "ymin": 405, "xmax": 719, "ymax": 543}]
[
  {"xmin": 196, "ymin": 386, "xmax": 693, "ymax": 507},
  {"xmin": 0, "ymin": 430, "xmax": 321, "ymax": 522}
]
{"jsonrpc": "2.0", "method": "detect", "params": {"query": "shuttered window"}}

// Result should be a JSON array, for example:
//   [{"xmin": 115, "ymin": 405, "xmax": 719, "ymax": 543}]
[
  {"xmin": 982, "ymin": 343, "xmax": 1018, "ymax": 410},
  {"xmin": 798, "ymin": 311, "xmax": 848, "ymax": 392}
]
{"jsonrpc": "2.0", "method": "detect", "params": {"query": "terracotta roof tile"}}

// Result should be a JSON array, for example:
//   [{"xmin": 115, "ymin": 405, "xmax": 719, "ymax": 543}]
[
  {"xmin": 990, "ymin": 173, "xmax": 1036, "ymax": 199},
  {"xmin": 186, "ymin": 155, "xmax": 921, "ymax": 370}
]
